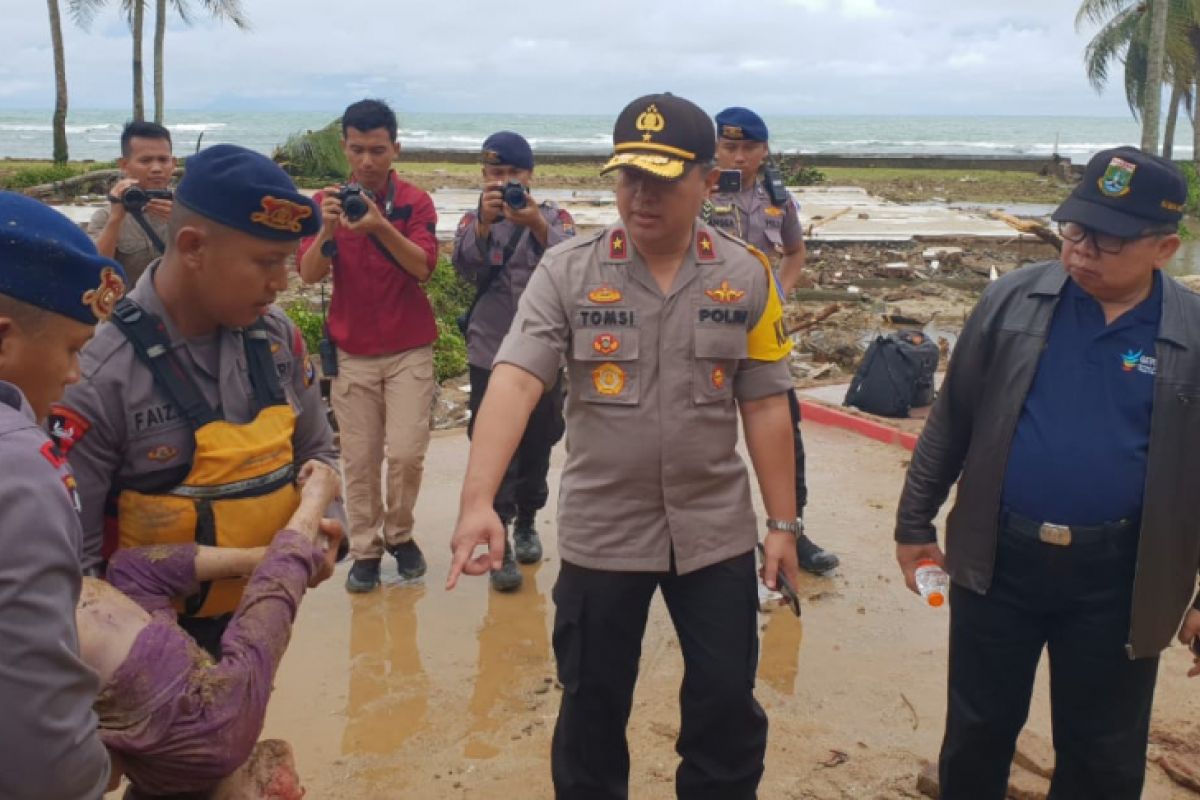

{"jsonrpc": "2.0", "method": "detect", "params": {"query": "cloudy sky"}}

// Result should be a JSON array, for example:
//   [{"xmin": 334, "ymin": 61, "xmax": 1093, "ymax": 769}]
[{"xmin": 1, "ymin": 0, "xmax": 1141, "ymax": 117}]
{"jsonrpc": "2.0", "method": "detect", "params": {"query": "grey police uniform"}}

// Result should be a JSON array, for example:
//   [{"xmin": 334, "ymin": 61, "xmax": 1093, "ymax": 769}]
[
  {"xmin": 88, "ymin": 205, "xmax": 170, "ymax": 287},
  {"xmin": 453, "ymin": 202, "xmax": 576, "ymax": 370},
  {"xmin": 0, "ymin": 381, "xmax": 111, "ymax": 800},
  {"xmin": 494, "ymin": 220, "xmax": 793, "ymax": 574},
  {"xmin": 54, "ymin": 265, "xmax": 341, "ymax": 574},
  {"xmin": 705, "ymin": 180, "xmax": 803, "ymax": 262}
]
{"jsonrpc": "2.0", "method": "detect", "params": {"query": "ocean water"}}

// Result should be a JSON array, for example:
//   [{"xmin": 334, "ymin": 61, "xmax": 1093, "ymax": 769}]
[{"xmin": 0, "ymin": 109, "xmax": 1188, "ymax": 163}]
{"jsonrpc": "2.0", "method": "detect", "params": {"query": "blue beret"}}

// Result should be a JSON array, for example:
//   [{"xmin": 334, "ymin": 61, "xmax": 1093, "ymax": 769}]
[
  {"xmin": 177, "ymin": 144, "xmax": 320, "ymax": 240},
  {"xmin": 481, "ymin": 131, "xmax": 534, "ymax": 171},
  {"xmin": 715, "ymin": 107, "xmax": 768, "ymax": 143},
  {"xmin": 0, "ymin": 192, "xmax": 127, "ymax": 325}
]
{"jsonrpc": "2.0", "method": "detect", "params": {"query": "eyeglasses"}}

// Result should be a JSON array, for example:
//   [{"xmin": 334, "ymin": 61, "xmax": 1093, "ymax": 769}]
[{"xmin": 1057, "ymin": 221, "xmax": 1173, "ymax": 255}]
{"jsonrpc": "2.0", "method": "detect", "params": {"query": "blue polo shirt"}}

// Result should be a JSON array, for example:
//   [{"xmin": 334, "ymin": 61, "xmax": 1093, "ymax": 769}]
[{"xmin": 1000, "ymin": 271, "xmax": 1162, "ymax": 526}]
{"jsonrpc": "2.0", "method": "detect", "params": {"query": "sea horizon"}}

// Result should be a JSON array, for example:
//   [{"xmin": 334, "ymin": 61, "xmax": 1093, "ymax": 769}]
[{"xmin": 2, "ymin": 108, "xmax": 1193, "ymax": 164}]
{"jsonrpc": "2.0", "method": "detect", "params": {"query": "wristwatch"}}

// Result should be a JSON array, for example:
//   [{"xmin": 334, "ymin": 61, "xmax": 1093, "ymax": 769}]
[
  {"xmin": 320, "ymin": 239, "xmax": 338, "ymax": 258},
  {"xmin": 766, "ymin": 518, "xmax": 803, "ymax": 537}
]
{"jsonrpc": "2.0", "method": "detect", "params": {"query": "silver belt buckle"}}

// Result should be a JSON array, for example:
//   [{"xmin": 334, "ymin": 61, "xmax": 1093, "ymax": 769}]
[{"xmin": 1039, "ymin": 523, "xmax": 1072, "ymax": 547}]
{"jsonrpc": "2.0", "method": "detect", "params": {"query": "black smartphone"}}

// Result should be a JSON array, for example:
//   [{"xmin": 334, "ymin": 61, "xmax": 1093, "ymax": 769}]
[
  {"xmin": 717, "ymin": 169, "xmax": 742, "ymax": 194},
  {"xmin": 757, "ymin": 543, "xmax": 801, "ymax": 617}
]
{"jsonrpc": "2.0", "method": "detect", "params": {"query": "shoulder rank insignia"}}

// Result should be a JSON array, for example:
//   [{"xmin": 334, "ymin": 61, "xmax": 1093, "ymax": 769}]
[
  {"xmin": 588, "ymin": 285, "xmax": 623, "ymax": 304},
  {"xmin": 705, "ymin": 280, "xmax": 745, "ymax": 304},
  {"xmin": 592, "ymin": 362, "xmax": 626, "ymax": 396},
  {"xmin": 696, "ymin": 230, "xmax": 716, "ymax": 261},
  {"xmin": 251, "ymin": 196, "xmax": 314, "ymax": 233},
  {"xmin": 609, "ymin": 228, "xmax": 628, "ymax": 260},
  {"xmin": 764, "ymin": 206, "xmax": 784, "ymax": 218},
  {"xmin": 81, "ymin": 267, "xmax": 125, "ymax": 321}
]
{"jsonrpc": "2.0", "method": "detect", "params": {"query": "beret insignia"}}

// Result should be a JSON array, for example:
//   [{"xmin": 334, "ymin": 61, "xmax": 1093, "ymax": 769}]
[
  {"xmin": 81, "ymin": 267, "xmax": 126, "ymax": 321},
  {"xmin": 251, "ymin": 196, "xmax": 314, "ymax": 233}
]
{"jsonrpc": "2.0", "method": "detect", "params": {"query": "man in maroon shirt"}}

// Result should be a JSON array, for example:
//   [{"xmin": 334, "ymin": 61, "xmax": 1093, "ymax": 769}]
[{"xmin": 298, "ymin": 98, "xmax": 439, "ymax": 593}]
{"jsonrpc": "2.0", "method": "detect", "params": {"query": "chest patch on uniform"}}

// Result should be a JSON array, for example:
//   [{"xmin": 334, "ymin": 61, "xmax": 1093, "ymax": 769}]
[
  {"xmin": 711, "ymin": 366, "xmax": 727, "ymax": 390},
  {"xmin": 593, "ymin": 333, "xmax": 621, "ymax": 355},
  {"xmin": 592, "ymin": 362, "xmax": 626, "ymax": 396},
  {"xmin": 146, "ymin": 444, "xmax": 181, "ymax": 463},
  {"xmin": 133, "ymin": 403, "xmax": 179, "ymax": 433},
  {"xmin": 559, "ymin": 209, "xmax": 576, "ymax": 236},
  {"xmin": 696, "ymin": 231, "xmax": 716, "ymax": 261},
  {"xmin": 48, "ymin": 405, "xmax": 91, "ymax": 456},
  {"xmin": 579, "ymin": 308, "xmax": 637, "ymax": 328},
  {"xmin": 699, "ymin": 307, "xmax": 749, "ymax": 325},
  {"xmin": 303, "ymin": 359, "xmax": 316, "ymax": 387},
  {"xmin": 705, "ymin": 280, "xmax": 745, "ymax": 304},
  {"xmin": 764, "ymin": 206, "xmax": 784, "ymax": 218},
  {"xmin": 588, "ymin": 285, "xmax": 623, "ymax": 304}
]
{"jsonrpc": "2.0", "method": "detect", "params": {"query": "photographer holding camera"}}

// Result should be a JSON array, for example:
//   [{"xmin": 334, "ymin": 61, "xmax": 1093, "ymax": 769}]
[
  {"xmin": 452, "ymin": 131, "xmax": 575, "ymax": 592},
  {"xmin": 297, "ymin": 99, "xmax": 439, "ymax": 594},
  {"xmin": 87, "ymin": 121, "xmax": 175, "ymax": 287},
  {"xmin": 704, "ymin": 106, "xmax": 839, "ymax": 577}
]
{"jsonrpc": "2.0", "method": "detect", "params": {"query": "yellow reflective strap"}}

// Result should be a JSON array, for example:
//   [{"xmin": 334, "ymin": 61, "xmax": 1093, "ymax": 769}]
[{"xmin": 745, "ymin": 244, "xmax": 792, "ymax": 362}]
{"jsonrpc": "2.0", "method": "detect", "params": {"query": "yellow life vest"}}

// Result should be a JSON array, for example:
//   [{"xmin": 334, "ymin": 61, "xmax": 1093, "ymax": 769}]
[{"xmin": 110, "ymin": 300, "xmax": 300, "ymax": 618}]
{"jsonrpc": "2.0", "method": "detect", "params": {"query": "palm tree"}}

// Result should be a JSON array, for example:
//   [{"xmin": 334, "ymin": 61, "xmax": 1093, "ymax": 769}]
[
  {"xmin": 1144, "ymin": 0, "xmax": 1171, "ymax": 152},
  {"xmin": 152, "ymin": 0, "xmax": 249, "ymax": 125},
  {"xmin": 1078, "ymin": 0, "xmax": 1200, "ymax": 155},
  {"xmin": 47, "ymin": 0, "xmax": 69, "ymax": 163},
  {"xmin": 69, "ymin": 0, "xmax": 146, "ymax": 121}
]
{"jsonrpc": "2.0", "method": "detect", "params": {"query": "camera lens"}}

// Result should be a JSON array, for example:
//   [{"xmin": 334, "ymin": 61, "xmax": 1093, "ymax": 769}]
[
  {"xmin": 502, "ymin": 180, "xmax": 527, "ymax": 210},
  {"xmin": 122, "ymin": 186, "xmax": 149, "ymax": 211},
  {"xmin": 343, "ymin": 194, "xmax": 369, "ymax": 222}
]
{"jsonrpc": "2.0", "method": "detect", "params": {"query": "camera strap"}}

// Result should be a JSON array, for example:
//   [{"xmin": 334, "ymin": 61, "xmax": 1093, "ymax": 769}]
[
  {"xmin": 128, "ymin": 208, "xmax": 167, "ymax": 255},
  {"xmin": 460, "ymin": 222, "xmax": 527, "ymax": 332}
]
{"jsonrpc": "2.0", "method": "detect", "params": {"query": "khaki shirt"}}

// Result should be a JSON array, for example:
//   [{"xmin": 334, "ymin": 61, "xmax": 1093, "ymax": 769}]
[
  {"xmin": 54, "ymin": 264, "xmax": 341, "ymax": 572},
  {"xmin": 705, "ymin": 179, "xmax": 803, "ymax": 261},
  {"xmin": 452, "ymin": 202, "xmax": 576, "ymax": 369},
  {"xmin": 494, "ymin": 220, "xmax": 793, "ymax": 574},
  {"xmin": 0, "ymin": 382, "xmax": 110, "ymax": 800},
  {"xmin": 87, "ymin": 205, "xmax": 170, "ymax": 287}
]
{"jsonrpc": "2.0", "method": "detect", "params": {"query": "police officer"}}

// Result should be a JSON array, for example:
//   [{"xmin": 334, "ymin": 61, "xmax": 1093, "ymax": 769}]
[
  {"xmin": 706, "ymin": 106, "xmax": 839, "ymax": 575},
  {"xmin": 53, "ymin": 144, "xmax": 343, "ymax": 658},
  {"xmin": 0, "ymin": 192, "xmax": 122, "ymax": 799},
  {"xmin": 452, "ymin": 131, "xmax": 574, "ymax": 592},
  {"xmin": 88, "ymin": 120, "xmax": 175, "ymax": 288},
  {"xmin": 449, "ymin": 93, "xmax": 802, "ymax": 799}
]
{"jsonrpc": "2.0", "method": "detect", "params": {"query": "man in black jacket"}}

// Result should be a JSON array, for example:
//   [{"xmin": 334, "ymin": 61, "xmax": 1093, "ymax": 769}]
[{"xmin": 895, "ymin": 147, "xmax": 1200, "ymax": 799}]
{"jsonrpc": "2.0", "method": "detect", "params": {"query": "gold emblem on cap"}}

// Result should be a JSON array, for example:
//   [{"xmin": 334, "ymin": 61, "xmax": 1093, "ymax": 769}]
[
  {"xmin": 251, "ymin": 196, "xmax": 313, "ymax": 233},
  {"xmin": 81, "ymin": 267, "xmax": 126, "ymax": 321},
  {"xmin": 721, "ymin": 125, "xmax": 744, "ymax": 140},
  {"xmin": 483, "ymin": 149, "xmax": 502, "ymax": 165},
  {"xmin": 636, "ymin": 104, "xmax": 666, "ymax": 142}
]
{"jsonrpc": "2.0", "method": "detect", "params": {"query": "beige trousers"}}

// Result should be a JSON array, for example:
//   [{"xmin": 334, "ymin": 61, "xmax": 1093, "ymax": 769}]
[{"xmin": 331, "ymin": 346, "xmax": 435, "ymax": 559}]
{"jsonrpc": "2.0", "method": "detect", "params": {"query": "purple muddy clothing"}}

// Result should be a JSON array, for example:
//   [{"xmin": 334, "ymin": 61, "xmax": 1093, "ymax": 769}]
[{"xmin": 97, "ymin": 532, "xmax": 323, "ymax": 795}]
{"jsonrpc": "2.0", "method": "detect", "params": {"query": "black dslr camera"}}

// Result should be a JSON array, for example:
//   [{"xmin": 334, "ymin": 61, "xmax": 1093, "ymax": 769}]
[
  {"xmin": 501, "ymin": 180, "xmax": 528, "ymax": 210},
  {"xmin": 121, "ymin": 186, "xmax": 173, "ymax": 212},
  {"xmin": 335, "ymin": 182, "xmax": 374, "ymax": 222}
]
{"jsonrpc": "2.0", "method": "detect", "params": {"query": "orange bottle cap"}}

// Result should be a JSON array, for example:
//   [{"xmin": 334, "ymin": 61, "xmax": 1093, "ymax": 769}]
[{"xmin": 927, "ymin": 591, "xmax": 945, "ymax": 608}]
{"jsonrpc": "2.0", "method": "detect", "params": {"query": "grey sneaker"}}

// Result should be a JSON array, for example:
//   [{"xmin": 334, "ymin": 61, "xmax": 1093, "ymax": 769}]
[
  {"xmin": 512, "ymin": 515, "xmax": 543, "ymax": 564},
  {"xmin": 796, "ymin": 532, "xmax": 840, "ymax": 575},
  {"xmin": 490, "ymin": 541, "xmax": 523, "ymax": 592},
  {"xmin": 345, "ymin": 558, "xmax": 381, "ymax": 593},
  {"xmin": 389, "ymin": 540, "xmax": 427, "ymax": 581}
]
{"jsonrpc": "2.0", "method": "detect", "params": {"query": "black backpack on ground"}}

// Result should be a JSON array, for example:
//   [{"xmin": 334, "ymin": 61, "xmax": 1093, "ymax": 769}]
[{"xmin": 843, "ymin": 330, "xmax": 940, "ymax": 418}]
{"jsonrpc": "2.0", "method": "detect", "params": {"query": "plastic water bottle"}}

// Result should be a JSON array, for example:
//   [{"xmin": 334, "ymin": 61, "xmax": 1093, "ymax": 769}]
[{"xmin": 914, "ymin": 559, "xmax": 949, "ymax": 607}]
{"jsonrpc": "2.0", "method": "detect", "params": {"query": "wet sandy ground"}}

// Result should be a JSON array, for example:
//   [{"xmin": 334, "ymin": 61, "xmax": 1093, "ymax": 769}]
[{"xmin": 167, "ymin": 423, "xmax": 1200, "ymax": 798}]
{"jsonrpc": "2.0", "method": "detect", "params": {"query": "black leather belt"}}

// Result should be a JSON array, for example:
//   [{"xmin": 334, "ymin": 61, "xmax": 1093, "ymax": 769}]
[{"xmin": 1001, "ymin": 510, "xmax": 1137, "ymax": 547}]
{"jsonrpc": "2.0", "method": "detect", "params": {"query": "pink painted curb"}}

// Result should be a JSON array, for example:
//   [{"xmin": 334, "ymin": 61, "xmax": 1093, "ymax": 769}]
[{"xmin": 799, "ymin": 399, "xmax": 919, "ymax": 452}]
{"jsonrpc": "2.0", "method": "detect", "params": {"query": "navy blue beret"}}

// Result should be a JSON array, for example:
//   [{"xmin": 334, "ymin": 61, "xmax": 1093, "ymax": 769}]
[
  {"xmin": 0, "ymin": 192, "xmax": 127, "ymax": 325},
  {"xmin": 715, "ymin": 107, "xmax": 768, "ymax": 143},
  {"xmin": 481, "ymin": 131, "xmax": 534, "ymax": 171},
  {"xmin": 177, "ymin": 144, "xmax": 320, "ymax": 240}
]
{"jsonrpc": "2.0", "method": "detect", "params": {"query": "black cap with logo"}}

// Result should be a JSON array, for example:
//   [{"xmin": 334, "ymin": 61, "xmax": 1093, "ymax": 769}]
[
  {"xmin": 600, "ymin": 93, "xmax": 716, "ymax": 181},
  {"xmin": 1051, "ymin": 146, "xmax": 1187, "ymax": 238}
]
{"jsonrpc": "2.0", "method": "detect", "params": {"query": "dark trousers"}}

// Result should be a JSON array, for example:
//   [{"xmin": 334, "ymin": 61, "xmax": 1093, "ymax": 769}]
[
  {"xmin": 939, "ymin": 525, "xmax": 1159, "ymax": 799},
  {"xmin": 550, "ymin": 553, "xmax": 767, "ymax": 800},
  {"xmin": 468, "ymin": 365, "xmax": 565, "ymax": 523},
  {"xmin": 786, "ymin": 388, "xmax": 808, "ymax": 511}
]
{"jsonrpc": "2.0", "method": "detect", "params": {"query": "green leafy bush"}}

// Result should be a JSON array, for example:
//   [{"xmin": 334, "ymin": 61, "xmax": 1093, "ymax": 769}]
[
  {"xmin": 426, "ymin": 257, "xmax": 473, "ymax": 381},
  {"xmin": 283, "ymin": 301, "xmax": 325, "ymax": 361},
  {"xmin": 1, "ymin": 163, "xmax": 89, "ymax": 190},
  {"xmin": 787, "ymin": 164, "xmax": 827, "ymax": 186},
  {"xmin": 273, "ymin": 120, "xmax": 348, "ymax": 185}
]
